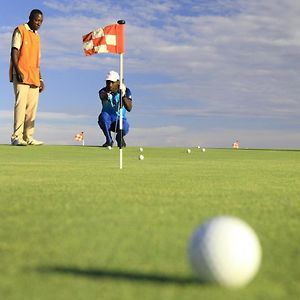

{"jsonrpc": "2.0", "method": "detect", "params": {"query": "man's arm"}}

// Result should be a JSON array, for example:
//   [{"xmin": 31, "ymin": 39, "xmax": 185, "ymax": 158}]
[
  {"xmin": 99, "ymin": 89, "xmax": 110, "ymax": 104},
  {"xmin": 11, "ymin": 47, "xmax": 23, "ymax": 82},
  {"xmin": 122, "ymin": 94, "xmax": 132, "ymax": 112},
  {"xmin": 11, "ymin": 28, "xmax": 24, "ymax": 83},
  {"xmin": 120, "ymin": 84, "xmax": 133, "ymax": 112}
]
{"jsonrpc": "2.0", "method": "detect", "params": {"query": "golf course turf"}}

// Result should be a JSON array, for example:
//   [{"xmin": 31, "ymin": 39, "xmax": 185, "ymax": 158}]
[{"xmin": 0, "ymin": 145, "xmax": 299, "ymax": 299}]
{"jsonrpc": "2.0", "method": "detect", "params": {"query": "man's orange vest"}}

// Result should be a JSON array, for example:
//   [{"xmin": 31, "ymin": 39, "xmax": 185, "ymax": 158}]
[{"xmin": 9, "ymin": 24, "xmax": 41, "ymax": 86}]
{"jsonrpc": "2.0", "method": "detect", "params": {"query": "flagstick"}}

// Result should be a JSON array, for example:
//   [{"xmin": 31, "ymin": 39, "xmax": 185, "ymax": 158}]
[
  {"xmin": 118, "ymin": 19, "xmax": 125, "ymax": 170},
  {"xmin": 119, "ymin": 52, "xmax": 123, "ymax": 169}
]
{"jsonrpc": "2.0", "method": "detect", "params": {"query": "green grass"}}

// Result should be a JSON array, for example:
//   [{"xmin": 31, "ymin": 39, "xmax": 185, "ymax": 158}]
[{"xmin": 0, "ymin": 145, "xmax": 299, "ymax": 300}]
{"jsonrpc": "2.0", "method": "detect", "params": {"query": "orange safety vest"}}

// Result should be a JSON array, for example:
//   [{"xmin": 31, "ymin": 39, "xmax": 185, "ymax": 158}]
[{"xmin": 9, "ymin": 24, "xmax": 41, "ymax": 86}]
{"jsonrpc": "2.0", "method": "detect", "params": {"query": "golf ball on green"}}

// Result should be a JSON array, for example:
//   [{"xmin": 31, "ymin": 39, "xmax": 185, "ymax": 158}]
[{"xmin": 188, "ymin": 216, "xmax": 262, "ymax": 287}]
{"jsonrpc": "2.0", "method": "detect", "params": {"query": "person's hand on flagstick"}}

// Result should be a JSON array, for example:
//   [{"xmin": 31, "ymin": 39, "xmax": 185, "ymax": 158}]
[
  {"xmin": 120, "ymin": 82, "xmax": 126, "ymax": 97},
  {"xmin": 119, "ymin": 81, "xmax": 132, "ymax": 112}
]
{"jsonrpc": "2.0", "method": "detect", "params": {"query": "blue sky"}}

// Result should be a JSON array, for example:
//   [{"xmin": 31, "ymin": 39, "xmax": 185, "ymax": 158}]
[{"xmin": 1, "ymin": 0, "xmax": 299, "ymax": 148}]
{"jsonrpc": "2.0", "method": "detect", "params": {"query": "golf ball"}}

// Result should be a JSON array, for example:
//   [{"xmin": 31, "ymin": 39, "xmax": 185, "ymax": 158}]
[
  {"xmin": 187, "ymin": 148, "xmax": 191, "ymax": 154},
  {"xmin": 108, "ymin": 146, "xmax": 112, "ymax": 150},
  {"xmin": 188, "ymin": 216, "xmax": 262, "ymax": 287},
  {"xmin": 139, "ymin": 154, "xmax": 144, "ymax": 160},
  {"xmin": 202, "ymin": 148, "xmax": 206, "ymax": 152},
  {"xmin": 139, "ymin": 147, "xmax": 144, "ymax": 152},
  {"xmin": 197, "ymin": 145, "xmax": 201, "ymax": 149}
]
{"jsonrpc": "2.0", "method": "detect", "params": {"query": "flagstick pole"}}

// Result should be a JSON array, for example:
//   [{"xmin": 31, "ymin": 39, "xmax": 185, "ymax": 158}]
[
  {"xmin": 118, "ymin": 19, "xmax": 125, "ymax": 170},
  {"xmin": 119, "ymin": 52, "xmax": 123, "ymax": 169}
]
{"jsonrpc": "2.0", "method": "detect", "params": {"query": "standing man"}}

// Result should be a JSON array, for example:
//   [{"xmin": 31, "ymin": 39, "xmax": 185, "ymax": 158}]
[
  {"xmin": 9, "ymin": 9, "xmax": 45, "ymax": 146},
  {"xmin": 98, "ymin": 70, "xmax": 133, "ymax": 148}
]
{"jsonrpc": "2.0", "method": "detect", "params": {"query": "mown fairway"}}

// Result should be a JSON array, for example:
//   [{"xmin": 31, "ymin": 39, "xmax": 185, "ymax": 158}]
[{"xmin": 0, "ymin": 145, "xmax": 299, "ymax": 300}]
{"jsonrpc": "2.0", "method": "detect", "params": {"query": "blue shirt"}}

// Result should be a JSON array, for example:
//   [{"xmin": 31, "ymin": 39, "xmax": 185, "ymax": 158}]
[{"xmin": 99, "ymin": 87, "xmax": 132, "ymax": 118}]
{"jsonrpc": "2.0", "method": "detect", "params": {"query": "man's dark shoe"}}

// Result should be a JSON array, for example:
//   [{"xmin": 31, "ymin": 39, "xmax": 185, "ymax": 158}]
[
  {"xmin": 116, "ymin": 133, "xmax": 126, "ymax": 148},
  {"xmin": 102, "ymin": 141, "xmax": 113, "ymax": 147},
  {"xmin": 120, "ymin": 137, "xmax": 126, "ymax": 148}
]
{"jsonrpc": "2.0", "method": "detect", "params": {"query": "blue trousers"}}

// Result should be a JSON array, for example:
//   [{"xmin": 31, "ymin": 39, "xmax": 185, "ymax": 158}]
[{"xmin": 98, "ymin": 111, "xmax": 129, "ymax": 144}]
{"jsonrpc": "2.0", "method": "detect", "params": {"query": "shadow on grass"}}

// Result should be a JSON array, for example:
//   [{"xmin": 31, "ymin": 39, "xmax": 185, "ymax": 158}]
[{"xmin": 37, "ymin": 266, "xmax": 201, "ymax": 286}]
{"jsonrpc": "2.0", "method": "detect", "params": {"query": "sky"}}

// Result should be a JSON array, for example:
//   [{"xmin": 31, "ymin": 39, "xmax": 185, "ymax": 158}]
[{"xmin": 0, "ymin": 0, "xmax": 299, "ymax": 148}]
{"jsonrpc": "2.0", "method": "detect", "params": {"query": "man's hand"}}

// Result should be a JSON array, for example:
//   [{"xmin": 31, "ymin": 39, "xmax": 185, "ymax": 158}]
[
  {"xmin": 120, "ymin": 83, "xmax": 126, "ymax": 97},
  {"xmin": 16, "ymin": 70, "xmax": 24, "ymax": 83},
  {"xmin": 39, "ymin": 80, "xmax": 45, "ymax": 93},
  {"xmin": 100, "ymin": 90, "xmax": 110, "ymax": 101}
]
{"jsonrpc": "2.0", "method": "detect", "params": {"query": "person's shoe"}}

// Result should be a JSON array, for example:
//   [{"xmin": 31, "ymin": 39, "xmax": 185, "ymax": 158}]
[
  {"xmin": 121, "ymin": 138, "xmax": 126, "ymax": 148},
  {"xmin": 26, "ymin": 139, "xmax": 44, "ymax": 146},
  {"xmin": 102, "ymin": 141, "xmax": 113, "ymax": 147},
  {"xmin": 116, "ymin": 134, "xmax": 126, "ymax": 148},
  {"xmin": 11, "ymin": 137, "xmax": 27, "ymax": 146}
]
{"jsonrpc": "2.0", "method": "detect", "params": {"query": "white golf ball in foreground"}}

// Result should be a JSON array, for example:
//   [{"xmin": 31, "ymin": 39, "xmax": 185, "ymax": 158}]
[
  {"xmin": 139, "ymin": 154, "xmax": 144, "ymax": 160},
  {"xmin": 188, "ymin": 216, "xmax": 262, "ymax": 288},
  {"xmin": 139, "ymin": 147, "xmax": 144, "ymax": 152},
  {"xmin": 187, "ymin": 148, "xmax": 191, "ymax": 154},
  {"xmin": 202, "ymin": 148, "xmax": 206, "ymax": 152},
  {"xmin": 108, "ymin": 146, "xmax": 112, "ymax": 150}
]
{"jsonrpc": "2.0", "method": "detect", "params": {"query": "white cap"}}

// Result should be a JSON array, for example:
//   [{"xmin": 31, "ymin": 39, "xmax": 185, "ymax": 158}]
[{"xmin": 105, "ymin": 70, "xmax": 119, "ymax": 82}]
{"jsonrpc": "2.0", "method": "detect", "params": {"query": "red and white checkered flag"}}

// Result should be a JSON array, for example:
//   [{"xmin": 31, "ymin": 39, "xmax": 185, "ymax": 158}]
[
  {"xmin": 232, "ymin": 140, "xmax": 240, "ymax": 149},
  {"xmin": 82, "ymin": 23, "xmax": 124, "ymax": 56},
  {"xmin": 75, "ymin": 132, "xmax": 84, "ymax": 141},
  {"xmin": 75, "ymin": 132, "xmax": 84, "ymax": 145}
]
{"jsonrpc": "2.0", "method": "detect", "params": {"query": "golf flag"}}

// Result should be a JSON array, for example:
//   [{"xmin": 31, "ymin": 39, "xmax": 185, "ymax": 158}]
[
  {"xmin": 75, "ymin": 132, "xmax": 84, "ymax": 141},
  {"xmin": 83, "ymin": 20, "xmax": 126, "ymax": 169},
  {"xmin": 232, "ymin": 140, "xmax": 240, "ymax": 149},
  {"xmin": 75, "ymin": 132, "xmax": 84, "ymax": 145},
  {"xmin": 82, "ymin": 23, "xmax": 124, "ymax": 56}
]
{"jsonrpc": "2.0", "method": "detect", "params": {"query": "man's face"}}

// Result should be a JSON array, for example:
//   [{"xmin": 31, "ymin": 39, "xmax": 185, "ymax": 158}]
[
  {"xmin": 28, "ymin": 13, "xmax": 43, "ymax": 31},
  {"xmin": 106, "ymin": 80, "xmax": 119, "ymax": 93}
]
